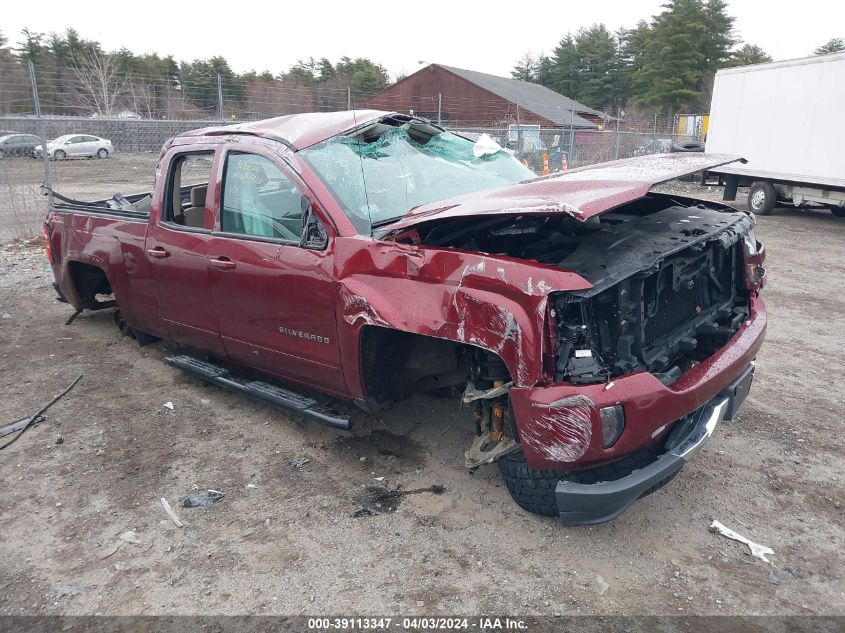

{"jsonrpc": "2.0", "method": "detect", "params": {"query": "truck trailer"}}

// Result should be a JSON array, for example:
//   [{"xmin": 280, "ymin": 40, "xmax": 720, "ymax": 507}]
[{"xmin": 706, "ymin": 52, "xmax": 845, "ymax": 217}]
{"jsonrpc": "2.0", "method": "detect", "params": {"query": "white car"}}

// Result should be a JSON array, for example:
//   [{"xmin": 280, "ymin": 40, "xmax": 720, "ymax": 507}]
[{"xmin": 36, "ymin": 134, "xmax": 114, "ymax": 160}]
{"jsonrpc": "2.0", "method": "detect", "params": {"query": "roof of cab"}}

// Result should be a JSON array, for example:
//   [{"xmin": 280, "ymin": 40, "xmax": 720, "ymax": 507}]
[{"xmin": 177, "ymin": 110, "xmax": 393, "ymax": 150}]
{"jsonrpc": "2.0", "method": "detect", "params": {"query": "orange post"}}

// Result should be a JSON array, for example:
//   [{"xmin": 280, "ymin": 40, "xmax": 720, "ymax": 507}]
[
  {"xmin": 543, "ymin": 152, "xmax": 549, "ymax": 176},
  {"xmin": 561, "ymin": 153, "xmax": 569, "ymax": 172}
]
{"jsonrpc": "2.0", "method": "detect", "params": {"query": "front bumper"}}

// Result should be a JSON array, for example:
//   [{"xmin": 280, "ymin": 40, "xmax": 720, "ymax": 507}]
[{"xmin": 555, "ymin": 364, "xmax": 753, "ymax": 526}]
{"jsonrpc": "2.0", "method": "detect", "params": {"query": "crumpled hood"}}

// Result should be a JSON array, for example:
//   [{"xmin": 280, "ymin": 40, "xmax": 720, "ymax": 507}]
[{"xmin": 379, "ymin": 153, "xmax": 743, "ymax": 235}]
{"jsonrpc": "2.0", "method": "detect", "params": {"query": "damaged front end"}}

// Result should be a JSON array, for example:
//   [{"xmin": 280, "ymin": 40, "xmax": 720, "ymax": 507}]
[{"xmin": 550, "ymin": 204, "xmax": 755, "ymax": 385}]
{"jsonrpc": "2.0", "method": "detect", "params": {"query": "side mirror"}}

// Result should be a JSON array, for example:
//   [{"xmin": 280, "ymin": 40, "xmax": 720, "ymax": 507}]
[{"xmin": 300, "ymin": 198, "xmax": 328, "ymax": 250}]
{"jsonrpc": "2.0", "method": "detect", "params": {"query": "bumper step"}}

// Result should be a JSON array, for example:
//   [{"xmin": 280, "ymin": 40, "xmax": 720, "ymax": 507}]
[{"xmin": 165, "ymin": 354, "xmax": 352, "ymax": 430}]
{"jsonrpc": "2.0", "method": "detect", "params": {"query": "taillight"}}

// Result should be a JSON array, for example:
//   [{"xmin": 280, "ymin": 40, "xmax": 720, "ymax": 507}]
[{"xmin": 43, "ymin": 224, "xmax": 54, "ymax": 265}]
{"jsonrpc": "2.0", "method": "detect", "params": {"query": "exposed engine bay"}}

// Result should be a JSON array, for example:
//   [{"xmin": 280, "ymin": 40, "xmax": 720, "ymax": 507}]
[{"xmin": 404, "ymin": 192, "xmax": 755, "ymax": 385}]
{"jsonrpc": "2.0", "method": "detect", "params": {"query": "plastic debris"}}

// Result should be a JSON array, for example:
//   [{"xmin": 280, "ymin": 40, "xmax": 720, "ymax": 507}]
[
  {"xmin": 118, "ymin": 530, "xmax": 141, "ymax": 544},
  {"xmin": 289, "ymin": 457, "xmax": 310, "ymax": 469},
  {"xmin": 596, "ymin": 575, "xmax": 610, "ymax": 595},
  {"xmin": 709, "ymin": 520, "xmax": 774, "ymax": 563},
  {"xmin": 54, "ymin": 584, "xmax": 89, "ymax": 597},
  {"xmin": 179, "ymin": 489, "xmax": 224, "ymax": 508},
  {"xmin": 163, "ymin": 402, "xmax": 174, "ymax": 410},
  {"xmin": 160, "ymin": 497, "xmax": 184, "ymax": 527},
  {"xmin": 472, "ymin": 133, "xmax": 506, "ymax": 158}
]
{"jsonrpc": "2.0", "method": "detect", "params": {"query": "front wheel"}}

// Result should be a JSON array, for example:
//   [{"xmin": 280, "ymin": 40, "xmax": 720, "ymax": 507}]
[
  {"xmin": 748, "ymin": 181, "xmax": 777, "ymax": 215},
  {"xmin": 498, "ymin": 447, "xmax": 678, "ymax": 517},
  {"xmin": 54, "ymin": 149, "xmax": 66, "ymax": 160},
  {"xmin": 97, "ymin": 148, "xmax": 109, "ymax": 159}
]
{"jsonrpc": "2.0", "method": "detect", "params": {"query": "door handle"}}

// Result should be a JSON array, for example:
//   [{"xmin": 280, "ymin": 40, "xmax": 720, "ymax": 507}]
[
  {"xmin": 147, "ymin": 247, "xmax": 170, "ymax": 258},
  {"xmin": 208, "ymin": 257, "xmax": 236, "ymax": 270}
]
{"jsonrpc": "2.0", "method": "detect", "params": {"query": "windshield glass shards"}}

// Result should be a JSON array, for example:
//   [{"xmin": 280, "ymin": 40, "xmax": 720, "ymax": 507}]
[{"xmin": 300, "ymin": 126, "xmax": 535, "ymax": 234}]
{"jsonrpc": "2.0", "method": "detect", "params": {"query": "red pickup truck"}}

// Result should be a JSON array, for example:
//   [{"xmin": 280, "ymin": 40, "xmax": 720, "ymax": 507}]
[{"xmin": 44, "ymin": 111, "xmax": 766, "ymax": 525}]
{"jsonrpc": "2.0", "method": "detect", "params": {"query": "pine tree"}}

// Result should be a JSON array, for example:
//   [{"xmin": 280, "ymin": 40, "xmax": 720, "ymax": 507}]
[
  {"xmin": 727, "ymin": 44, "xmax": 773, "ymax": 67},
  {"xmin": 512, "ymin": 53, "xmax": 537, "ymax": 82},
  {"xmin": 575, "ymin": 25, "xmax": 618, "ymax": 111},
  {"xmin": 633, "ymin": 0, "xmax": 709, "ymax": 111},
  {"xmin": 814, "ymin": 38, "xmax": 845, "ymax": 55}
]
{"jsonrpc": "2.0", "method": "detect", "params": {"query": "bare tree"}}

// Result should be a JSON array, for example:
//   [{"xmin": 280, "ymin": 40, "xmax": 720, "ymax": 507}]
[
  {"xmin": 68, "ymin": 49, "xmax": 127, "ymax": 116},
  {"xmin": 126, "ymin": 79, "xmax": 155, "ymax": 119}
]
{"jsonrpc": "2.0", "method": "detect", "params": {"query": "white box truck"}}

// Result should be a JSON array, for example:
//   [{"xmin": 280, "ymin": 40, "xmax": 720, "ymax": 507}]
[{"xmin": 706, "ymin": 52, "xmax": 845, "ymax": 217}]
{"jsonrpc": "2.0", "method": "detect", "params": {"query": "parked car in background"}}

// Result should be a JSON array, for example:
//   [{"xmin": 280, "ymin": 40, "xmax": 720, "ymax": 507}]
[
  {"xmin": 35, "ymin": 134, "xmax": 113, "ymax": 160},
  {"xmin": 0, "ymin": 133, "xmax": 42, "ymax": 158}
]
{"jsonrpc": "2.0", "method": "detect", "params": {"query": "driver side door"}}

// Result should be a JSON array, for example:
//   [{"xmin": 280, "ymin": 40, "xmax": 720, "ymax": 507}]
[{"xmin": 208, "ymin": 148, "xmax": 344, "ymax": 392}]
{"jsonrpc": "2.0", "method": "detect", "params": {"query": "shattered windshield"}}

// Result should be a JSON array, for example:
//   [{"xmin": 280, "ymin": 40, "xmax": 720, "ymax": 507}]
[{"xmin": 300, "ymin": 127, "xmax": 535, "ymax": 234}]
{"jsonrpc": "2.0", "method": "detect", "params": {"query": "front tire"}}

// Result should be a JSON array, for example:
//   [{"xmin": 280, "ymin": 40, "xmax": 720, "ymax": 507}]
[
  {"xmin": 54, "ymin": 149, "xmax": 66, "ymax": 160},
  {"xmin": 498, "ymin": 447, "xmax": 678, "ymax": 517},
  {"xmin": 748, "ymin": 181, "xmax": 777, "ymax": 215},
  {"xmin": 97, "ymin": 148, "xmax": 109, "ymax": 159}
]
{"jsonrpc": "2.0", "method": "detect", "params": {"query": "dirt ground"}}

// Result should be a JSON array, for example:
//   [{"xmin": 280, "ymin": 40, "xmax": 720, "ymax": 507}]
[{"xmin": 0, "ymin": 186, "xmax": 843, "ymax": 617}]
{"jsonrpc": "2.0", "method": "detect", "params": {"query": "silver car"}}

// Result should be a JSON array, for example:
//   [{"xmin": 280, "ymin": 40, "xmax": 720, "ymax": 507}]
[{"xmin": 36, "ymin": 134, "xmax": 114, "ymax": 160}]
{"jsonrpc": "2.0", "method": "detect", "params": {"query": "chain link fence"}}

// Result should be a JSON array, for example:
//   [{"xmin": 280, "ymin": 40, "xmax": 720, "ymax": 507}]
[{"xmin": 1, "ymin": 59, "xmax": 698, "ymax": 243}]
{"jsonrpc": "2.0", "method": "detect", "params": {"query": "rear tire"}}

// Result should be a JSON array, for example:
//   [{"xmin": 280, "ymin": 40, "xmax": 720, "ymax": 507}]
[
  {"xmin": 498, "ymin": 447, "xmax": 677, "ymax": 517},
  {"xmin": 97, "ymin": 148, "xmax": 109, "ymax": 159},
  {"xmin": 830, "ymin": 207, "xmax": 845, "ymax": 218},
  {"xmin": 748, "ymin": 181, "xmax": 777, "ymax": 215}
]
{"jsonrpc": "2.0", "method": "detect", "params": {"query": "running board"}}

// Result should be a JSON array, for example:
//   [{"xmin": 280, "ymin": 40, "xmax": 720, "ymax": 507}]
[{"xmin": 165, "ymin": 355, "xmax": 352, "ymax": 430}]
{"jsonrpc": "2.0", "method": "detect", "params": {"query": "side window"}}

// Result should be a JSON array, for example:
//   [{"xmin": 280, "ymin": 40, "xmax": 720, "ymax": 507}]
[
  {"xmin": 221, "ymin": 152, "xmax": 303, "ymax": 242},
  {"xmin": 68, "ymin": 136, "xmax": 84, "ymax": 144},
  {"xmin": 164, "ymin": 152, "xmax": 214, "ymax": 229}
]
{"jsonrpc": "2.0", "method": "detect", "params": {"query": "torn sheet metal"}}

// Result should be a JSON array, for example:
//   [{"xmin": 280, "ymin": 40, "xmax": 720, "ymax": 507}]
[
  {"xmin": 462, "ymin": 380, "xmax": 513, "ymax": 403},
  {"xmin": 709, "ymin": 520, "xmax": 774, "ymax": 563},
  {"xmin": 465, "ymin": 432, "xmax": 519, "ymax": 468}
]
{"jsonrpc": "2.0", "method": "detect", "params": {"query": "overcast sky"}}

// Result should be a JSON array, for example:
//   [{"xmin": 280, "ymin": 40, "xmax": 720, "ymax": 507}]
[{"xmin": 3, "ymin": 0, "xmax": 843, "ymax": 79}]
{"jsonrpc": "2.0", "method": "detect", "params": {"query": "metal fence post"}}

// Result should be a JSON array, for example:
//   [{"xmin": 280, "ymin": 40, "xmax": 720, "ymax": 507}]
[
  {"xmin": 614, "ymin": 110, "xmax": 621, "ymax": 160},
  {"xmin": 437, "ymin": 93, "xmax": 442, "ymax": 126},
  {"xmin": 347, "ymin": 86, "xmax": 352, "ymax": 111},
  {"xmin": 216, "ymin": 73, "xmax": 224, "ymax": 121},
  {"xmin": 569, "ymin": 107, "xmax": 575, "ymax": 165},
  {"xmin": 28, "ymin": 60, "xmax": 51, "ymax": 206}
]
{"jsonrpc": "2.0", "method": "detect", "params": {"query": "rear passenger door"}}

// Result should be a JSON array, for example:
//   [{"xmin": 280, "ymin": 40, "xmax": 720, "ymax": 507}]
[{"xmin": 207, "ymin": 148, "xmax": 344, "ymax": 391}]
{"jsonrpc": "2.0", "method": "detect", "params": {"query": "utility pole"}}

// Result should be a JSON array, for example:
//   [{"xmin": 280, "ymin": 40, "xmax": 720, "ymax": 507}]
[{"xmin": 28, "ymin": 60, "xmax": 51, "ymax": 204}]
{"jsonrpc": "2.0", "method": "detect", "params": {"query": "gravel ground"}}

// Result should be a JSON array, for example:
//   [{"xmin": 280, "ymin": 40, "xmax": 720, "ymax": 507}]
[{"xmin": 0, "ymin": 185, "xmax": 843, "ymax": 617}]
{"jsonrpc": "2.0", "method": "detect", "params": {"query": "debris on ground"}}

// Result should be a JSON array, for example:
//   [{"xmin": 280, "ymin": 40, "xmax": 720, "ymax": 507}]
[
  {"xmin": 709, "ymin": 520, "xmax": 774, "ymax": 563},
  {"xmin": 596, "ymin": 575, "xmax": 610, "ymax": 595},
  {"xmin": 0, "ymin": 415, "xmax": 45, "ymax": 438},
  {"xmin": 289, "ymin": 457, "xmax": 310, "ymax": 469},
  {"xmin": 160, "ymin": 497, "xmax": 184, "ymax": 527},
  {"xmin": 54, "ymin": 584, "xmax": 88, "ymax": 597},
  {"xmin": 118, "ymin": 530, "xmax": 141, "ymax": 544},
  {"xmin": 179, "ymin": 489, "xmax": 224, "ymax": 508},
  {"xmin": 0, "ymin": 374, "xmax": 82, "ymax": 451},
  {"xmin": 352, "ymin": 484, "xmax": 446, "ymax": 516},
  {"xmin": 163, "ymin": 401, "xmax": 174, "ymax": 410},
  {"xmin": 768, "ymin": 571, "xmax": 781, "ymax": 585}
]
